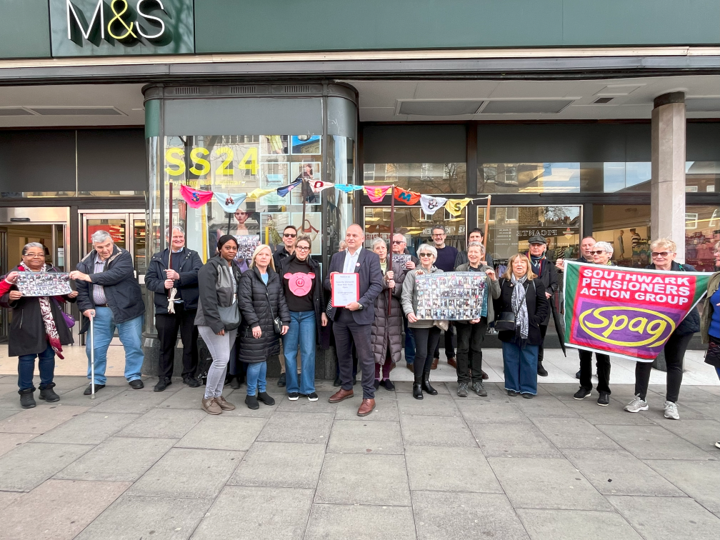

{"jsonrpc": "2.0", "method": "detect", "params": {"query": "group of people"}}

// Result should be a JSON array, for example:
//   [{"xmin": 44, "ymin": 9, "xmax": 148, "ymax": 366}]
[{"xmin": 1, "ymin": 225, "xmax": 719, "ymax": 446}]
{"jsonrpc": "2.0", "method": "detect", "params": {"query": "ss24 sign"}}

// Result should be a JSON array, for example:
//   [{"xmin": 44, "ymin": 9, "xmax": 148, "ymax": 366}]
[{"xmin": 165, "ymin": 146, "xmax": 258, "ymax": 177}]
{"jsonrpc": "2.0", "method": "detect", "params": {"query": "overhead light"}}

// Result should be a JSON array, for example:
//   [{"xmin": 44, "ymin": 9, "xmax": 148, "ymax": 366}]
[
  {"xmin": 481, "ymin": 100, "xmax": 573, "ymax": 114},
  {"xmin": 593, "ymin": 97, "xmax": 614, "ymax": 104},
  {"xmin": 397, "ymin": 100, "xmax": 484, "ymax": 116},
  {"xmin": 27, "ymin": 107, "xmax": 125, "ymax": 116}
]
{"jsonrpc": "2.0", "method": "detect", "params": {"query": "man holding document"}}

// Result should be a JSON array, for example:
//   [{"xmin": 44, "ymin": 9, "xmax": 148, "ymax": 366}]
[{"xmin": 325, "ymin": 224, "xmax": 384, "ymax": 416}]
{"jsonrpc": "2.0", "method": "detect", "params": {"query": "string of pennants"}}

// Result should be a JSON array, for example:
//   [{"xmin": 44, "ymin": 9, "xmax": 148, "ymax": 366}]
[{"xmin": 179, "ymin": 181, "xmax": 490, "ymax": 216}]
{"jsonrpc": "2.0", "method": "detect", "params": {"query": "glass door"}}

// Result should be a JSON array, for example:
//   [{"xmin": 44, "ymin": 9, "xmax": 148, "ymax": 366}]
[{"xmin": 80, "ymin": 212, "xmax": 147, "ymax": 281}]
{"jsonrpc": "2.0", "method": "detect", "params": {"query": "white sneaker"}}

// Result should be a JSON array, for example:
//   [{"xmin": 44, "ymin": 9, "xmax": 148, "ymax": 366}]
[
  {"xmin": 624, "ymin": 395, "xmax": 649, "ymax": 413},
  {"xmin": 715, "ymin": 441, "xmax": 720, "ymax": 450},
  {"xmin": 664, "ymin": 400, "xmax": 680, "ymax": 420}
]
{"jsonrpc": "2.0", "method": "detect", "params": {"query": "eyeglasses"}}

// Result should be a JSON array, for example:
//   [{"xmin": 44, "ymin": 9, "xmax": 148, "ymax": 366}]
[
  {"xmin": 432, "ymin": 233, "xmax": 445, "ymax": 237},
  {"xmin": 651, "ymin": 251, "xmax": 672, "ymax": 258},
  {"xmin": 283, "ymin": 233, "xmax": 296, "ymax": 238},
  {"xmin": 419, "ymin": 253, "xmax": 433, "ymax": 258},
  {"xmin": 296, "ymin": 245, "xmax": 310, "ymax": 251},
  {"xmin": 392, "ymin": 240, "xmax": 405, "ymax": 244},
  {"xmin": 589, "ymin": 250, "xmax": 606, "ymax": 255},
  {"xmin": 25, "ymin": 253, "xmax": 45, "ymax": 258}
]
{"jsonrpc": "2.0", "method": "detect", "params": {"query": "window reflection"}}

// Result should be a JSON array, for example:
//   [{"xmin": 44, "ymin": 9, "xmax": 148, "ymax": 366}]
[{"xmin": 363, "ymin": 163, "xmax": 466, "ymax": 194}]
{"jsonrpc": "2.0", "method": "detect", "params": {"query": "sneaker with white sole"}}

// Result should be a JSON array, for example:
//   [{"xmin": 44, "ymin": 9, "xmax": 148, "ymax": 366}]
[
  {"xmin": 624, "ymin": 395, "xmax": 649, "ymax": 413},
  {"xmin": 306, "ymin": 392, "xmax": 319, "ymax": 402},
  {"xmin": 663, "ymin": 400, "xmax": 680, "ymax": 420},
  {"xmin": 288, "ymin": 392, "xmax": 299, "ymax": 401},
  {"xmin": 715, "ymin": 440, "xmax": 720, "ymax": 450}
]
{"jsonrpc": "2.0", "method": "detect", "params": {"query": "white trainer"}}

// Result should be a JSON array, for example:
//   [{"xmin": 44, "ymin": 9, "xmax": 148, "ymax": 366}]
[
  {"xmin": 664, "ymin": 400, "xmax": 680, "ymax": 420},
  {"xmin": 624, "ymin": 395, "xmax": 649, "ymax": 413}
]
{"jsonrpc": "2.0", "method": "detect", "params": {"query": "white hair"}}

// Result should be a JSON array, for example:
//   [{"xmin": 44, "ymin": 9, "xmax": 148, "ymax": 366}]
[
  {"xmin": 22, "ymin": 242, "xmax": 44, "ymax": 256},
  {"xmin": 594, "ymin": 241, "xmax": 614, "ymax": 255},
  {"xmin": 467, "ymin": 241, "xmax": 485, "ymax": 253},
  {"xmin": 165, "ymin": 225, "xmax": 185, "ymax": 237},
  {"xmin": 91, "ymin": 230, "xmax": 112, "ymax": 244},
  {"xmin": 417, "ymin": 243, "xmax": 438, "ymax": 259},
  {"xmin": 371, "ymin": 237, "xmax": 388, "ymax": 249}
]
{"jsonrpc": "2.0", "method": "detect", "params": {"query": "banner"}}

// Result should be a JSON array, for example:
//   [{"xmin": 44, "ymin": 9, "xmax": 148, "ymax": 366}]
[
  {"xmin": 445, "ymin": 198, "xmax": 473, "ymax": 216},
  {"xmin": 310, "ymin": 180, "xmax": 335, "ymax": 193},
  {"xmin": 180, "ymin": 185, "xmax": 214, "ymax": 209},
  {"xmin": 276, "ymin": 179, "xmax": 301, "ymax": 198},
  {"xmin": 247, "ymin": 187, "xmax": 276, "ymax": 200},
  {"xmin": 393, "ymin": 187, "xmax": 421, "ymax": 205},
  {"xmin": 563, "ymin": 262, "xmax": 710, "ymax": 361},
  {"xmin": 420, "ymin": 195, "xmax": 448, "ymax": 215},
  {"xmin": 213, "ymin": 192, "xmax": 247, "ymax": 213},
  {"xmin": 365, "ymin": 185, "xmax": 392, "ymax": 203}
]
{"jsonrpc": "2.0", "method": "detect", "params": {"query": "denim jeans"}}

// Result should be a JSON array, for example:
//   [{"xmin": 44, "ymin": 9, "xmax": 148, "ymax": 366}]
[
  {"xmin": 86, "ymin": 307, "xmax": 144, "ymax": 385},
  {"xmin": 502, "ymin": 341, "xmax": 539, "ymax": 395},
  {"xmin": 246, "ymin": 361, "xmax": 267, "ymax": 396},
  {"xmin": 18, "ymin": 342, "xmax": 55, "ymax": 391},
  {"xmin": 283, "ymin": 310, "xmax": 316, "ymax": 395},
  {"xmin": 404, "ymin": 317, "xmax": 415, "ymax": 365}
]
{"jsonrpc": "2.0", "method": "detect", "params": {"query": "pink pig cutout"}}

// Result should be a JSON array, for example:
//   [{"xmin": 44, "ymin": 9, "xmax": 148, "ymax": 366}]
[{"xmin": 284, "ymin": 272, "xmax": 315, "ymax": 296}]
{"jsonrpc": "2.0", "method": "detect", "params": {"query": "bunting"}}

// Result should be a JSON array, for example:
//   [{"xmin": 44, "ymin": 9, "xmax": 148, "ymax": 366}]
[
  {"xmin": 247, "ymin": 187, "xmax": 277, "ymax": 200},
  {"xmin": 276, "ymin": 179, "xmax": 301, "ymax": 198},
  {"xmin": 393, "ymin": 187, "xmax": 422, "ymax": 205},
  {"xmin": 420, "ymin": 194, "xmax": 448, "ymax": 215},
  {"xmin": 445, "ymin": 198, "xmax": 473, "ymax": 216},
  {"xmin": 180, "ymin": 185, "xmax": 214, "ymax": 209},
  {"xmin": 365, "ymin": 185, "xmax": 392, "ymax": 203},
  {"xmin": 310, "ymin": 180, "xmax": 335, "ymax": 193},
  {"xmin": 213, "ymin": 192, "xmax": 247, "ymax": 213},
  {"xmin": 335, "ymin": 184, "xmax": 365, "ymax": 193}
]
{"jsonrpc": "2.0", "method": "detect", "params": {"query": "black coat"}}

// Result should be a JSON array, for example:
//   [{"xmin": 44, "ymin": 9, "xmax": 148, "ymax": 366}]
[
  {"xmin": 646, "ymin": 261, "xmax": 700, "ymax": 336},
  {"xmin": 238, "ymin": 267, "xmax": 291, "ymax": 363},
  {"xmin": 278, "ymin": 254, "xmax": 326, "ymax": 345},
  {"xmin": 496, "ymin": 278, "xmax": 549, "ymax": 346},
  {"xmin": 528, "ymin": 255, "xmax": 558, "ymax": 325},
  {"xmin": 145, "ymin": 248, "xmax": 203, "ymax": 314},
  {"xmin": 0, "ymin": 265, "xmax": 76, "ymax": 357}
]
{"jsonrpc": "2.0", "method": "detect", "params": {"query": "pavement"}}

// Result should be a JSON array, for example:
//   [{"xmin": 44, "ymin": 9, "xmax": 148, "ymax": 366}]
[{"xmin": 0, "ymin": 364, "xmax": 719, "ymax": 539}]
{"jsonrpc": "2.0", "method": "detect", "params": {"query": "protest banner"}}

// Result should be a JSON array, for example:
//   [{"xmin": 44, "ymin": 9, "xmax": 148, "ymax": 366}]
[
  {"xmin": 563, "ymin": 261, "xmax": 709, "ymax": 361},
  {"xmin": 415, "ymin": 272, "xmax": 488, "ymax": 321}
]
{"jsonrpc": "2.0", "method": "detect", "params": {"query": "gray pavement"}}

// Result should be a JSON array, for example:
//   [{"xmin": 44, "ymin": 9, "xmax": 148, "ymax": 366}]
[{"xmin": 0, "ymin": 373, "xmax": 719, "ymax": 539}]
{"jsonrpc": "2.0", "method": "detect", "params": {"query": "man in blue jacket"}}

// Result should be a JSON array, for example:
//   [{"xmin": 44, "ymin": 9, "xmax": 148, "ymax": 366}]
[
  {"xmin": 145, "ymin": 226, "xmax": 203, "ymax": 392},
  {"xmin": 70, "ymin": 230, "xmax": 146, "ymax": 395}
]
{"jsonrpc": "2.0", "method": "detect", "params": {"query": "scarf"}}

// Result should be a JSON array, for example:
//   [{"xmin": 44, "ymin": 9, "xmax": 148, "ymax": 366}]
[
  {"xmin": 510, "ymin": 274, "xmax": 529, "ymax": 340},
  {"xmin": 530, "ymin": 254, "xmax": 544, "ymax": 275},
  {"xmin": 19, "ymin": 263, "xmax": 64, "ymax": 359}
]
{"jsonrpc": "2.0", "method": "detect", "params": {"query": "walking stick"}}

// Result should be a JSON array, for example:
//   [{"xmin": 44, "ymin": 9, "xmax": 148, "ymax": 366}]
[{"xmin": 89, "ymin": 313, "xmax": 95, "ymax": 400}]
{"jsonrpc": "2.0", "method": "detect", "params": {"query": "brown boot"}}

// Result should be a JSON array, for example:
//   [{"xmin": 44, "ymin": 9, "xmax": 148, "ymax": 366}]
[
  {"xmin": 202, "ymin": 397, "xmax": 222, "ymax": 415},
  {"xmin": 481, "ymin": 370, "xmax": 489, "ymax": 380},
  {"xmin": 447, "ymin": 357, "xmax": 457, "ymax": 368},
  {"xmin": 328, "ymin": 388, "xmax": 354, "ymax": 403},
  {"xmin": 357, "ymin": 398, "xmax": 375, "ymax": 417},
  {"xmin": 215, "ymin": 396, "xmax": 236, "ymax": 411},
  {"xmin": 431, "ymin": 357, "xmax": 439, "ymax": 370}
]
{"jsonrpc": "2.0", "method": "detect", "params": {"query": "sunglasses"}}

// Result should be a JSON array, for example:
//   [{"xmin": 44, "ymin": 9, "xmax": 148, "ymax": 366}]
[
  {"xmin": 419, "ymin": 253, "xmax": 433, "ymax": 258},
  {"xmin": 589, "ymin": 250, "xmax": 606, "ymax": 255},
  {"xmin": 392, "ymin": 240, "xmax": 405, "ymax": 244},
  {"xmin": 283, "ymin": 233, "xmax": 296, "ymax": 238},
  {"xmin": 651, "ymin": 251, "xmax": 672, "ymax": 258}
]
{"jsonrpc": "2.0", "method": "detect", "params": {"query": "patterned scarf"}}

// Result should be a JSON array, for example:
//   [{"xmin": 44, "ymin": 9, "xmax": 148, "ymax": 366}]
[
  {"xmin": 510, "ymin": 274, "xmax": 529, "ymax": 340},
  {"xmin": 19, "ymin": 263, "xmax": 64, "ymax": 359}
]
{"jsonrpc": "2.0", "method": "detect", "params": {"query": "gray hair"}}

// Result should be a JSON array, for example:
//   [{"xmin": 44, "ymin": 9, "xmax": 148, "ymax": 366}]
[
  {"xmin": 594, "ymin": 241, "xmax": 614, "ymax": 255},
  {"xmin": 417, "ymin": 243, "xmax": 438, "ymax": 259},
  {"xmin": 371, "ymin": 237, "xmax": 388, "ymax": 250},
  {"xmin": 22, "ymin": 242, "xmax": 45, "ymax": 256},
  {"xmin": 165, "ymin": 225, "xmax": 185, "ymax": 237},
  {"xmin": 467, "ymin": 241, "xmax": 485, "ymax": 253},
  {"xmin": 431, "ymin": 225, "xmax": 446, "ymax": 235},
  {"xmin": 650, "ymin": 238, "xmax": 677, "ymax": 253},
  {"xmin": 91, "ymin": 230, "xmax": 113, "ymax": 244}
]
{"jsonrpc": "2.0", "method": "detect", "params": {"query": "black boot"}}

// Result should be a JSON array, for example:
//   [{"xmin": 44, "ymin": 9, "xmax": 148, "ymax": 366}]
[
  {"xmin": 422, "ymin": 372, "xmax": 438, "ymax": 395},
  {"xmin": 39, "ymin": 383, "xmax": 60, "ymax": 402},
  {"xmin": 19, "ymin": 388, "xmax": 36, "ymax": 409},
  {"xmin": 537, "ymin": 362, "xmax": 549, "ymax": 377},
  {"xmin": 413, "ymin": 383, "xmax": 423, "ymax": 400}
]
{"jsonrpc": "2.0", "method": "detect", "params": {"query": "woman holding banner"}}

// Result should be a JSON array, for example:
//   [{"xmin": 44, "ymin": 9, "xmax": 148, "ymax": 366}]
[
  {"xmin": 625, "ymin": 238, "xmax": 700, "ymax": 420},
  {"xmin": 495, "ymin": 253, "xmax": 549, "ymax": 398},
  {"xmin": 700, "ymin": 241, "xmax": 720, "ymax": 450}
]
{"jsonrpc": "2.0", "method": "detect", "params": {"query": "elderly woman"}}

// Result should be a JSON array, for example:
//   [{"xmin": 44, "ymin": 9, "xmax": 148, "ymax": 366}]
[
  {"xmin": 701, "ymin": 242, "xmax": 720, "ymax": 449},
  {"xmin": 0, "ymin": 243, "xmax": 78, "ymax": 409},
  {"xmin": 574, "ymin": 241, "xmax": 615, "ymax": 406},
  {"xmin": 370, "ymin": 238, "xmax": 404, "ymax": 391},
  {"xmin": 625, "ymin": 238, "xmax": 700, "ymax": 420},
  {"xmin": 496, "ymin": 253, "xmax": 549, "ymax": 398},
  {"xmin": 238, "ymin": 244, "xmax": 290, "ymax": 410},
  {"xmin": 402, "ymin": 243, "xmax": 444, "ymax": 400},
  {"xmin": 454, "ymin": 242, "xmax": 500, "ymax": 397}
]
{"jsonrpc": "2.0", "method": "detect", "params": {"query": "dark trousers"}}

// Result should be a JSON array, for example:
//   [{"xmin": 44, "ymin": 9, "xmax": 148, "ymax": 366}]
[
  {"xmin": 537, "ymin": 324, "xmax": 549, "ymax": 363},
  {"xmin": 579, "ymin": 349, "xmax": 611, "ymax": 394},
  {"xmin": 404, "ymin": 318, "xmax": 416, "ymax": 365},
  {"xmin": 333, "ymin": 308, "xmax": 374, "ymax": 399},
  {"xmin": 156, "ymin": 305, "xmax": 198, "ymax": 380},
  {"xmin": 635, "ymin": 331, "xmax": 693, "ymax": 402},
  {"xmin": 456, "ymin": 323, "xmax": 484, "ymax": 384},
  {"xmin": 414, "ymin": 327, "xmax": 442, "ymax": 383},
  {"xmin": 433, "ymin": 324, "xmax": 456, "ymax": 360}
]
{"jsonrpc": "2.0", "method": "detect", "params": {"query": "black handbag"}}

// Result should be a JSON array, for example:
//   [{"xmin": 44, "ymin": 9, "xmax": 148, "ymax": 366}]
[
  {"xmin": 265, "ymin": 292, "xmax": 283, "ymax": 335},
  {"xmin": 704, "ymin": 340, "xmax": 720, "ymax": 368},
  {"xmin": 495, "ymin": 280, "xmax": 528, "ymax": 332},
  {"xmin": 218, "ymin": 302, "xmax": 241, "ymax": 331}
]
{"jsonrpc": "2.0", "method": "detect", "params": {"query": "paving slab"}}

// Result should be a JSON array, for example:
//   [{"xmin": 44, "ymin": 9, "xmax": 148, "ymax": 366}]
[
  {"xmin": 154, "ymin": 385, "xmax": 210, "ymax": 409},
  {"xmin": 683, "ymin": 401, "xmax": 720, "ymax": 420},
  {"xmin": 608, "ymin": 496, "xmax": 720, "ymax": 540},
  {"xmin": 315, "ymin": 453, "xmax": 410, "ymax": 506},
  {"xmin": 512, "ymin": 396, "xmax": 580, "ymax": 418},
  {"xmin": 75, "ymin": 494, "xmax": 213, "ymax": 540},
  {"xmin": 413, "ymin": 491, "xmax": 529, "ymax": 540},
  {"xmin": 517, "ymin": 509, "xmax": 642, "ymax": 540},
  {"xmin": 0, "ymin": 409, "xmax": 21, "ymax": 422},
  {"xmin": 455, "ymin": 400, "xmax": 531, "ymax": 424},
  {"xmin": 489, "ymin": 457, "xmax": 613, "ymax": 511},
  {"xmin": 397, "ymin": 393, "xmax": 460, "ymax": 417},
  {"xmin": 470, "ymin": 422, "xmax": 562, "ymax": 458},
  {"xmin": 116, "ymin": 408, "xmax": 207, "ymax": 439},
  {"xmin": 0, "ymin": 405, "xmax": 89, "ymax": 434},
  {"xmin": 175, "ymin": 415, "xmax": 266, "ymax": 451},
  {"xmin": 257, "ymin": 411, "xmax": 333, "ymax": 444},
  {"xmin": 596, "ymin": 424, "xmax": 713, "ymax": 460},
  {"xmin": 92, "ymin": 387, "xmax": 174, "ymax": 414},
  {"xmin": 394, "ymin": 380, "xmax": 450, "ymax": 395},
  {"xmin": 334, "ymin": 393, "xmax": 400, "ymax": 421},
  {"xmin": 654, "ymin": 385, "xmax": 719, "ymax": 402},
  {"xmin": 192, "ymin": 486, "xmax": 313, "ymax": 540},
  {"xmin": 0, "ymin": 432, "xmax": 36, "ymax": 458},
  {"xmin": 401, "ymin": 414, "xmax": 477, "ymax": 447},
  {"xmin": 55, "ymin": 437, "xmax": 176, "ymax": 481},
  {"xmin": 562, "ymin": 449, "xmax": 685, "ymax": 497},
  {"xmin": 0, "ymin": 442, "xmax": 91, "ymax": 491},
  {"xmin": 327, "ymin": 419, "xmax": 404, "ymax": 454},
  {"xmin": 276, "ymin": 390, "xmax": 343, "ymax": 413},
  {"xmin": 561, "ymin": 398, "xmax": 657, "ymax": 426},
  {"xmin": 647, "ymin": 460, "xmax": 720, "ymax": 515},
  {"xmin": 128, "ymin": 448, "xmax": 242, "ymax": 499},
  {"xmin": 53, "ymin": 384, "xmax": 127, "ymax": 407},
  {"xmin": 229, "ymin": 441, "xmax": 325, "ymax": 489},
  {"xmin": 0, "ymin": 479, "xmax": 130, "ymax": 540},
  {"xmin": 0, "ymin": 491, "xmax": 22, "ymax": 512},
  {"xmin": 305, "ymin": 504, "xmax": 416, "ymax": 540},
  {"xmin": 34, "ymin": 412, "xmax": 139, "ymax": 445},
  {"xmin": 448, "ymin": 381, "xmax": 509, "ymax": 400},
  {"xmin": 532, "ymin": 417, "xmax": 621, "ymax": 450},
  {"xmin": 658, "ymin": 418, "xmax": 720, "ymax": 452},
  {"xmin": 405, "ymin": 446, "xmax": 502, "ymax": 493}
]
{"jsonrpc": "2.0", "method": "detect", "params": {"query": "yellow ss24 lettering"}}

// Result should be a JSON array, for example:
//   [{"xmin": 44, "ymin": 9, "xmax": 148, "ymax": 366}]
[
  {"xmin": 215, "ymin": 147, "xmax": 235, "ymax": 176},
  {"xmin": 579, "ymin": 306, "xmax": 675, "ymax": 347},
  {"xmin": 238, "ymin": 147, "xmax": 258, "ymax": 175},
  {"xmin": 189, "ymin": 147, "xmax": 211, "ymax": 176},
  {"xmin": 165, "ymin": 148, "xmax": 185, "ymax": 176}
]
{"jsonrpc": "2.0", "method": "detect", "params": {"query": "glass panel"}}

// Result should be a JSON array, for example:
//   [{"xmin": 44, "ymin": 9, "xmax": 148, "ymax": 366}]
[
  {"xmin": 364, "ymin": 206, "xmax": 467, "ymax": 255},
  {"xmin": 0, "ymin": 190, "xmax": 145, "ymax": 198},
  {"xmin": 54, "ymin": 225, "xmax": 66, "ymax": 272},
  {"xmin": 685, "ymin": 205, "xmax": 720, "ymax": 271},
  {"xmin": 363, "ymin": 163, "xmax": 466, "ymax": 194},
  {"xmin": 133, "ymin": 218, "xmax": 147, "ymax": 275},
  {"xmin": 85, "ymin": 219, "xmax": 127, "ymax": 255},
  {"xmin": 478, "ymin": 206, "xmax": 581, "ymax": 265},
  {"xmin": 592, "ymin": 205, "xmax": 651, "ymax": 267},
  {"xmin": 686, "ymin": 161, "xmax": 720, "ymax": 193}
]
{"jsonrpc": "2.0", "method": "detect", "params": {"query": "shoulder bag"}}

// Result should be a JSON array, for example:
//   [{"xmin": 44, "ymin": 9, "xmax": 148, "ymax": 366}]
[
  {"xmin": 494, "ymin": 280, "xmax": 529, "ymax": 332},
  {"xmin": 265, "ymin": 292, "xmax": 283, "ymax": 335},
  {"xmin": 217, "ymin": 264, "xmax": 241, "ymax": 331}
]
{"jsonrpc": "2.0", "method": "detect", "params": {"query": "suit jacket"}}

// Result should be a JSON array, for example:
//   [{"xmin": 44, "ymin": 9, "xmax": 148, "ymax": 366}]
[{"xmin": 324, "ymin": 248, "xmax": 384, "ymax": 325}]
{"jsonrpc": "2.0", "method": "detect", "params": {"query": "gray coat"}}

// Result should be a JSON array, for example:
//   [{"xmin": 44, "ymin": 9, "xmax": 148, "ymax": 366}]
[
  {"xmin": 401, "ymin": 265, "xmax": 444, "ymax": 329},
  {"xmin": 194, "ymin": 256, "xmax": 242, "ymax": 334},
  {"xmin": 371, "ymin": 260, "xmax": 404, "ymax": 366}
]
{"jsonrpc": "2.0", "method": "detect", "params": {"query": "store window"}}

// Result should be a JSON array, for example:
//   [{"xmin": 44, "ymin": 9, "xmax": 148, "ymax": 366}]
[
  {"xmin": 685, "ymin": 205, "xmax": 720, "ymax": 271},
  {"xmin": 363, "ymin": 163, "xmax": 466, "ymax": 194},
  {"xmin": 685, "ymin": 161, "xmax": 720, "ymax": 193},
  {"xmin": 592, "ymin": 205, "xmax": 651, "ymax": 267}
]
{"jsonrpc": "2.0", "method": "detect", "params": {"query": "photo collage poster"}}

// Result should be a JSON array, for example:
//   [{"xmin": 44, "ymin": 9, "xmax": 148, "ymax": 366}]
[
  {"xmin": 16, "ymin": 272, "xmax": 73, "ymax": 297},
  {"xmin": 415, "ymin": 272, "xmax": 488, "ymax": 321}
]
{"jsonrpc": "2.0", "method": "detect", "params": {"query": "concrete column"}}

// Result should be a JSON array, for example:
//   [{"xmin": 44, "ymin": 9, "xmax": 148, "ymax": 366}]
[{"xmin": 651, "ymin": 92, "xmax": 686, "ymax": 262}]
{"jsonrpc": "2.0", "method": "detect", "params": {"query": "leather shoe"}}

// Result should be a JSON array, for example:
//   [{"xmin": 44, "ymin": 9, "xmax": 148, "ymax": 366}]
[
  {"xmin": 406, "ymin": 363, "xmax": 414, "ymax": 372},
  {"xmin": 447, "ymin": 357, "xmax": 457, "ymax": 368},
  {"xmin": 328, "ymin": 388, "xmax": 354, "ymax": 403},
  {"xmin": 154, "ymin": 378, "xmax": 172, "ymax": 392},
  {"xmin": 357, "ymin": 398, "xmax": 375, "ymax": 417},
  {"xmin": 431, "ymin": 357, "xmax": 439, "ymax": 370},
  {"xmin": 183, "ymin": 375, "xmax": 200, "ymax": 388},
  {"xmin": 481, "ymin": 370, "xmax": 489, "ymax": 380},
  {"xmin": 84, "ymin": 384, "xmax": 105, "ymax": 395},
  {"xmin": 129, "ymin": 379, "xmax": 144, "ymax": 390}
]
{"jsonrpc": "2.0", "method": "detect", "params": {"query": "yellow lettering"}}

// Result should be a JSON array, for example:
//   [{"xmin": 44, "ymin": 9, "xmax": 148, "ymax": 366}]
[
  {"xmin": 214, "ymin": 147, "xmax": 235, "ymax": 176},
  {"xmin": 165, "ymin": 148, "xmax": 185, "ymax": 176},
  {"xmin": 583, "ymin": 309, "xmax": 608, "ymax": 329},
  {"xmin": 189, "ymin": 147, "xmax": 210, "ymax": 176},
  {"xmin": 646, "ymin": 319, "xmax": 668, "ymax": 347},
  {"xmin": 628, "ymin": 317, "xmax": 648, "ymax": 334},
  {"xmin": 602, "ymin": 315, "xmax": 628, "ymax": 338},
  {"xmin": 238, "ymin": 147, "xmax": 258, "ymax": 175}
]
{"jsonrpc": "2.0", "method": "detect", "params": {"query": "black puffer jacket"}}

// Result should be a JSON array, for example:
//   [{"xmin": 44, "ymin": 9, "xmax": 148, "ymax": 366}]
[
  {"xmin": 238, "ymin": 266, "xmax": 291, "ymax": 364},
  {"xmin": 371, "ymin": 260, "xmax": 404, "ymax": 366}
]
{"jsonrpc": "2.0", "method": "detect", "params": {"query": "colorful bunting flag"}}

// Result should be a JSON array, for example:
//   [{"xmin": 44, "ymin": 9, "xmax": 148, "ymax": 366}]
[
  {"xmin": 393, "ymin": 187, "xmax": 422, "ymax": 205},
  {"xmin": 420, "ymin": 195, "xmax": 448, "ymax": 215},
  {"xmin": 444, "ymin": 198, "xmax": 473, "ymax": 216},
  {"xmin": 365, "ymin": 185, "xmax": 392, "ymax": 203},
  {"xmin": 247, "ymin": 187, "xmax": 277, "ymax": 200},
  {"xmin": 276, "ymin": 179, "xmax": 301, "ymax": 198},
  {"xmin": 213, "ymin": 192, "xmax": 247, "ymax": 213},
  {"xmin": 180, "ymin": 184, "xmax": 214, "ymax": 209},
  {"xmin": 310, "ymin": 180, "xmax": 335, "ymax": 193},
  {"xmin": 335, "ymin": 184, "xmax": 364, "ymax": 193}
]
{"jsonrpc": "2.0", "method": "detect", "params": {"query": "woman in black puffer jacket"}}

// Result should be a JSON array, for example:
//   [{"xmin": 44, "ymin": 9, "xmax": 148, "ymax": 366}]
[{"xmin": 238, "ymin": 244, "xmax": 290, "ymax": 410}]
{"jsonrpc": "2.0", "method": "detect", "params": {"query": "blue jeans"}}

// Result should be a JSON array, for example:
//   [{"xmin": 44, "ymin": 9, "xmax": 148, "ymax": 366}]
[
  {"xmin": 86, "ymin": 307, "xmax": 144, "ymax": 385},
  {"xmin": 502, "ymin": 341, "xmax": 539, "ymax": 395},
  {"xmin": 283, "ymin": 310, "xmax": 316, "ymax": 394},
  {"xmin": 246, "ymin": 361, "xmax": 267, "ymax": 396},
  {"xmin": 18, "ymin": 342, "xmax": 55, "ymax": 391},
  {"xmin": 404, "ymin": 318, "xmax": 415, "ymax": 365}
]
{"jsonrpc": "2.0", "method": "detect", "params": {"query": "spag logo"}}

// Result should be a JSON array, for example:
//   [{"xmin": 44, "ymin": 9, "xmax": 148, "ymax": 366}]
[{"xmin": 579, "ymin": 306, "xmax": 676, "ymax": 348}]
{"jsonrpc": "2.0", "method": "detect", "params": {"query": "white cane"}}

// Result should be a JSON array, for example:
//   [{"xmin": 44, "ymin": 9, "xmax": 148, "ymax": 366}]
[{"xmin": 89, "ymin": 313, "xmax": 95, "ymax": 400}]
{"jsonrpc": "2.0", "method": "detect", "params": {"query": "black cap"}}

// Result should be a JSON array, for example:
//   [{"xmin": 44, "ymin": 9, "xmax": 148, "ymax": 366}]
[{"xmin": 528, "ymin": 235, "xmax": 547, "ymax": 245}]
